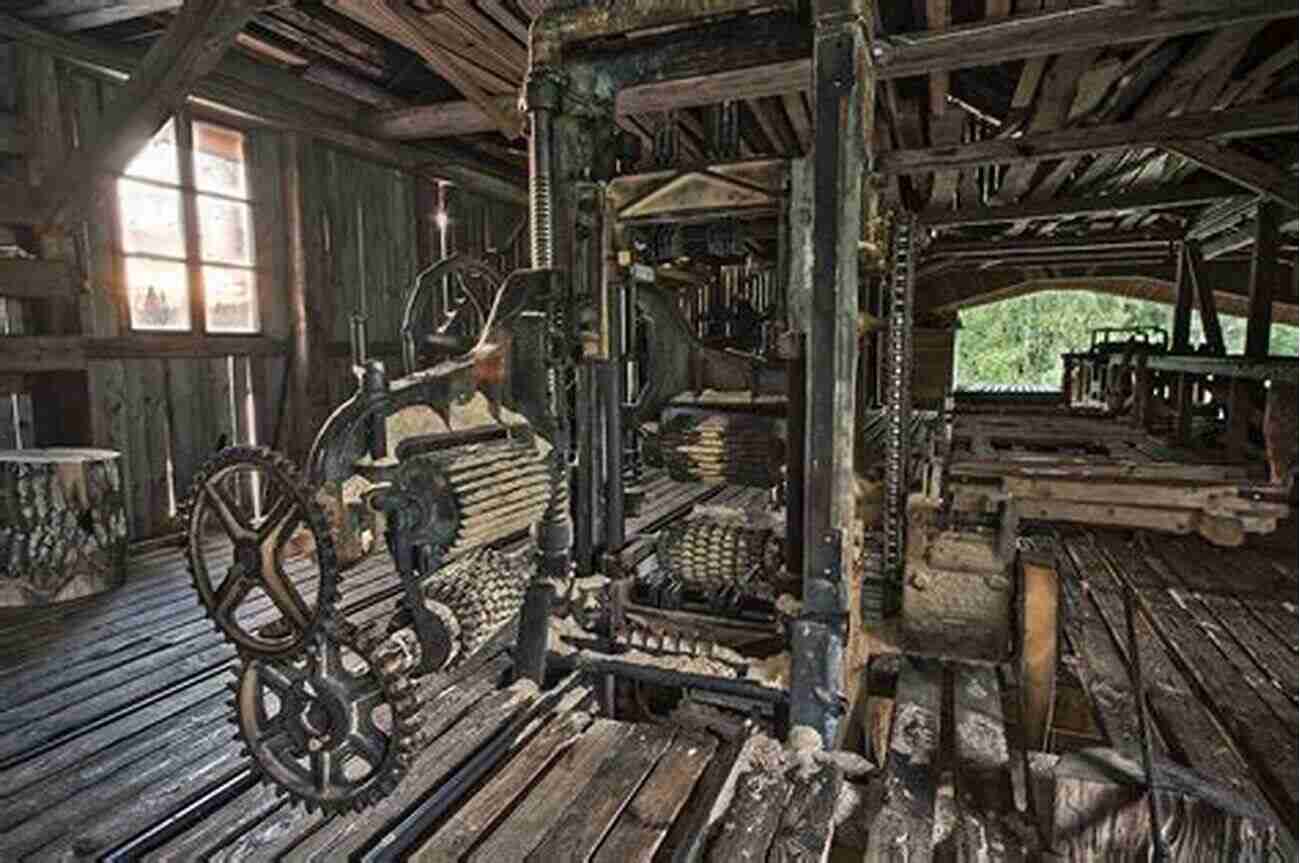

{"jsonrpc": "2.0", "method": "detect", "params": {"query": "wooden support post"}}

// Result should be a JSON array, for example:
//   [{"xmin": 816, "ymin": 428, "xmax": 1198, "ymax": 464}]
[
  {"xmin": 1245, "ymin": 201, "xmax": 1279, "ymax": 359},
  {"xmin": 790, "ymin": 0, "xmax": 869, "ymax": 748},
  {"xmin": 1224, "ymin": 201, "xmax": 1280, "ymax": 459},
  {"xmin": 282, "ymin": 132, "xmax": 312, "ymax": 465},
  {"xmin": 1184, "ymin": 240, "xmax": 1225, "ymax": 355},
  {"xmin": 1133, "ymin": 357, "xmax": 1153, "ymax": 430},
  {"xmin": 1173, "ymin": 372, "xmax": 1194, "ymax": 446},
  {"xmin": 38, "ymin": 0, "xmax": 260, "ymax": 227},
  {"xmin": 1170, "ymin": 242, "xmax": 1192, "ymax": 353}
]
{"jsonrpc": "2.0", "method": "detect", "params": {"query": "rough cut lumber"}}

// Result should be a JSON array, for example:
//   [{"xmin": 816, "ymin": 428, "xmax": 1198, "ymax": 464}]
[
  {"xmin": 38, "ymin": 0, "xmax": 260, "ymax": 226},
  {"xmin": 879, "ymin": 100, "xmax": 1296, "ymax": 175}
]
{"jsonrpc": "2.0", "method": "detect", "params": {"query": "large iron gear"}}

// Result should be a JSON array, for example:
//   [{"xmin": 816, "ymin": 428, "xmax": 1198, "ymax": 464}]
[
  {"xmin": 183, "ymin": 446, "xmax": 339, "ymax": 659},
  {"xmin": 232, "ymin": 624, "xmax": 423, "ymax": 813}
]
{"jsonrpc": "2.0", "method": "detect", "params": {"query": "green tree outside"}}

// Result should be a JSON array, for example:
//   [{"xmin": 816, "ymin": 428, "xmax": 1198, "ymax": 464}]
[{"xmin": 954, "ymin": 291, "xmax": 1300, "ymax": 388}]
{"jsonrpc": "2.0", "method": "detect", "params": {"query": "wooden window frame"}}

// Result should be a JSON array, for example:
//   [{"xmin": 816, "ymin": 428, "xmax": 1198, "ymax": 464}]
[{"xmin": 115, "ymin": 107, "xmax": 260, "ymax": 335}]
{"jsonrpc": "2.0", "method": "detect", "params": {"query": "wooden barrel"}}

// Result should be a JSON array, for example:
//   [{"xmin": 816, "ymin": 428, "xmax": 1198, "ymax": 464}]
[{"xmin": 0, "ymin": 448, "xmax": 128, "ymax": 606}]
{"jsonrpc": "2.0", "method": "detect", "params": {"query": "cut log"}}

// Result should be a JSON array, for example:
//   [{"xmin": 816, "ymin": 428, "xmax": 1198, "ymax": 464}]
[{"xmin": 0, "ymin": 448, "xmax": 128, "ymax": 606}]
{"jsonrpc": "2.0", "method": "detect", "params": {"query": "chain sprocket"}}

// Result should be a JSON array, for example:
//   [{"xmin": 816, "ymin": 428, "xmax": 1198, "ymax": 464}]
[
  {"xmin": 183, "ymin": 446, "xmax": 340, "ymax": 659},
  {"xmin": 233, "ymin": 623, "xmax": 422, "ymax": 813}
]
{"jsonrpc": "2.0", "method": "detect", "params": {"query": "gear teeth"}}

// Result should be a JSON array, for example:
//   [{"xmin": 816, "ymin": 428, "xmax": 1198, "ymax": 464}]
[{"xmin": 182, "ymin": 445, "xmax": 341, "ymax": 660}]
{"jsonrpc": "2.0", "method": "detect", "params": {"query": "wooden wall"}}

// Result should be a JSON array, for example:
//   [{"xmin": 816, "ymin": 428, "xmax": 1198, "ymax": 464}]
[
  {"xmin": 0, "ymin": 44, "xmax": 530, "ymax": 540},
  {"xmin": 52, "ymin": 63, "xmax": 289, "ymax": 538}
]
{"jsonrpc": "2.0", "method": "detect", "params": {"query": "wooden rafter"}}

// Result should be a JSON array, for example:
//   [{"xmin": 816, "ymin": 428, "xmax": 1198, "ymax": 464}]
[
  {"xmin": 48, "ymin": 0, "xmax": 182, "ymax": 32},
  {"xmin": 368, "ymin": 58, "xmax": 813, "ymax": 140},
  {"xmin": 920, "ymin": 180, "xmax": 1242, "ymax": 228},
  {"xmin": 1165, "ymin": 141, "xmax": 1298, "ymax": 211},
  {"xmin": 879, "ymin": 100, "xmax": 1296, "ymax": 175},
  {"xmin": 328, "ymin": 0, "xmax": 523, "ymax": 139},
  {"xmin": 875, "ymin": 0, "xmax": 1295, "ymax": 80},
  {"xmin": 38, "ymin": 0, "xmax": 260, "ymax": 227}
]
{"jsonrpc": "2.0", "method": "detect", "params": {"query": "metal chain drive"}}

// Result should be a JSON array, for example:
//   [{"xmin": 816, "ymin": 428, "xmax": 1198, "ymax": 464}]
[{"xmin": 874, "ymin": 213, "xmax": 916, "ymax": 621}]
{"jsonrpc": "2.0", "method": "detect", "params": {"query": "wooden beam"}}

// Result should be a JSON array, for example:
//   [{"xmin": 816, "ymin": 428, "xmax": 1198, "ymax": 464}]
[
  {"xmin": 879, "ymin": 100, "xmax": 1297, "ymax": 175},
  {"xmin": 746, "ymin": 97, "xmax": 795, "ymax": 155},
  {"xmin": 781, "ymin": 92, "xmax": 812, "ymax": 155},
  {"xmin": 0, "ymin": 259, "xmax": 75, "ymax": 300},
  {"xmin": 0, "ymin": 334, "xmax": 288, "ymax": 372},
  {"xmin": 327, "ymin": 0, "xmax": 523, "ymax": 139},
  {"xmin": 367, "ymin": 58, "xmax": 813, "ymax": 140},
  {"xmin": 1164, "ymin": 140, "xmax": 1298, "ymax": 211},
  {"xmin": 874, "ymin": 0, "xmax": 1296, "ymax": 80},
  {"xmin": 37, "ymin": 0, "xmax": 260, "ymax": 226},
  {"xmin": 927, "ymin": 231, "xmax": 1180, "ymax": 260},
  {"xmin": 1171, "ymin": 242, "xmax": 1193, "ymax": 351},
  {"xmin": 50, "ymin": 0, "xmax": 182, "ymax": 32},
  {"xmin": 0, "ymin": 13, "xmax": 524, "ymax": 203},
  {"xmin": 1245, "ymin": 201, "xmax": 1280, "ymax": 357},
  {"xmin": 921, "ymin": 180, "xmax": 1240, "ymax": 227},
  {"xmin": 1185, "ymin": 240, "xmax": 1226, "ymax": 354}
]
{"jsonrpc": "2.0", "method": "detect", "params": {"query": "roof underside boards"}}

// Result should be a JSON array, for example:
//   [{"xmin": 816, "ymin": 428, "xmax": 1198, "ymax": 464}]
[{"xmin": 6, "ymin": 0, "xmax": 1297, "ymax": 313}]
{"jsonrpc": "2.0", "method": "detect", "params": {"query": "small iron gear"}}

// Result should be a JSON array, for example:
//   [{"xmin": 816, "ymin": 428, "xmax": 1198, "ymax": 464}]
[
  {"xmin": 232, "ymin": 623, "xmax": 423, "ymax": 813},
  {"xmin": 182, "ymin": 446, "xmax": 340, "ymax": 659}
]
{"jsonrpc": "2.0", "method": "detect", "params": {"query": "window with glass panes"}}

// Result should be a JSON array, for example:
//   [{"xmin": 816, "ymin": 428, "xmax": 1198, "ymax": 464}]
[{"xmin": 118, "ymin": 115, "xmax": 258, "ymax": 333}]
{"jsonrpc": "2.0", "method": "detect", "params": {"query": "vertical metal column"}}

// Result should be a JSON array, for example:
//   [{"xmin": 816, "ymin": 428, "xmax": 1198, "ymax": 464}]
[
  {"xmin": 790, "ymin": 0, "xmax": 871, "ymax": 746},
  {"xmin": 882, "ymin": 215, "xmax": 915, "ymax": 591},
  {"xmin": 601, "ymin": 205, "xmax": 626, "ymax": 558},
  {"xmin": 516, "ymin": 59, "xmax": 570, "ymax": 686}
]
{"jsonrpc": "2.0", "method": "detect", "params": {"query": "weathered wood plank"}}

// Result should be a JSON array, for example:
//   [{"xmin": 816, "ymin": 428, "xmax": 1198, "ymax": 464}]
[
  {"xmin": 142, "ymin": 780, "xmax": 287, "ymax": 862},
  {"xmin": 703, "ymin": 753, "xmax": 792, "ymax": 862},
  {"xmin": 766, "ymin": 760, "xmax": 843, "ymax": 862},
  {"xmin": 526, "ymin": 723, "xmax": 678, "ymax": 861},
  {"xmin": 409, "ymin": 709, "xmax": 594, "ymax": 862},
  {"xmin": 867, "ymin": 656, "xmax": 943, "ymax": 862},
  {"xmin": 1076, "ymin": 531, "xmax": 1278, "ymax": 822},
  {"xmin": 1055, "ymin": 532, "xmax": 1155, "ymax": 761},
  {"xmin": 952, "ymin": 664, "xmax": 1021, "ymax": 861},
  {"xmin": 467, "ymin": 719, "xmax": 636, "ymax": 862},
  {"xmin": 1, "ymin": 721, "xmax": 240, "ymax": 859},
  {"xmin": 590, "ymin": 731, "xmax": 719, "ymax": 863}
]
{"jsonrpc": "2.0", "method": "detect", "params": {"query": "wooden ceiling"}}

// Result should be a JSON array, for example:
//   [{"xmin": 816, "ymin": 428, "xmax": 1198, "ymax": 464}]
[{"xmin": 6, "ymin": 0, "xmax": 1296, "ymax": 311}]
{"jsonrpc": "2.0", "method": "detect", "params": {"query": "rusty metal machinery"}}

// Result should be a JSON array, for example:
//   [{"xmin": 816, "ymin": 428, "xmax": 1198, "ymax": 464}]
[{"xmin": 182, "ymin": 255, "xmax": 572, "ymax": 812}]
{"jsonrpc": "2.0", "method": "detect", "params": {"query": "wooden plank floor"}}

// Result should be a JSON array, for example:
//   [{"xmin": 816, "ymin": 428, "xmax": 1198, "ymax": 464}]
[
  {"xmin": 1049, "ymin": 525, "xmax": 1299, "ymax": 843},
  {"xmin": 0, "ymin": 475, "xmax": 766, "ymax": 861}
]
